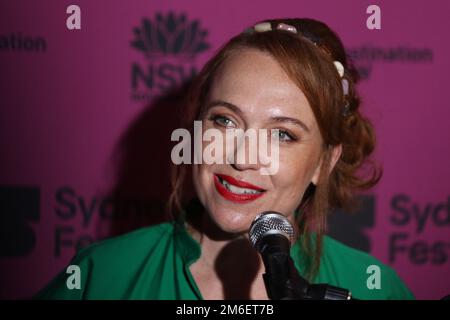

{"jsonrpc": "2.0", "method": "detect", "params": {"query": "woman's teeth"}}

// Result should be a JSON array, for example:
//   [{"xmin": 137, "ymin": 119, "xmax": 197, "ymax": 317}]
[{"xmin": 218, "ymin": 177, "xmax": 262, "ymax": 195}]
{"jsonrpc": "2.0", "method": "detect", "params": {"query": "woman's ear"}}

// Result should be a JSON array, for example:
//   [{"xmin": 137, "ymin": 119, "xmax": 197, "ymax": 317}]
[{"xmin": 311, "ymin": 144, "xmax": 342, "ymax": 185}]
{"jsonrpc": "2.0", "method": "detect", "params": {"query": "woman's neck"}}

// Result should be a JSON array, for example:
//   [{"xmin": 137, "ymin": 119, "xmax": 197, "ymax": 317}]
[{"xmin": 186, "ymin": 208, "xmax": 268, "ymax": 299}]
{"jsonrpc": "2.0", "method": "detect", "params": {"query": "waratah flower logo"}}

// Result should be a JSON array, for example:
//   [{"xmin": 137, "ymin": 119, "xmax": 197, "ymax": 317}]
[{"xmin": 131, "ymin": 12, "xmax": 210, "ymax": 57}]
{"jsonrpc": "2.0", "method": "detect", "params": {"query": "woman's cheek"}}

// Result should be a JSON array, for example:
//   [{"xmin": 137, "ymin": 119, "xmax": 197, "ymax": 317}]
[
  {"xmin": 277, "ymin": 151, "xmax": 304, "ymax": 178},
  {"xmin": 192, "ymin": 165, "xmax": 207, "ymax": 204},
  {"xmin": 275, "ymin": 152, "xmax": 311, "ymax": 193}
]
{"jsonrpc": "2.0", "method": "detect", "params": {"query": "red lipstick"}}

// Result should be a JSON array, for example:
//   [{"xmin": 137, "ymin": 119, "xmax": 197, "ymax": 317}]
[{"xmin": 214, "ymin": 174, "xmax": 265, "ymax": 203}]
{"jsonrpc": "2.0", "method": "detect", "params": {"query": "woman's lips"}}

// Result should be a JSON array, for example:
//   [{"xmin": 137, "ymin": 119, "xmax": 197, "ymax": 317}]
[
  {"xmin": 216, "ymin": 174, "xmax": 265, "ymax": 191},
  {"xmin": 213, "ymin": 174, "xmax": 266, "ymax": 203}
]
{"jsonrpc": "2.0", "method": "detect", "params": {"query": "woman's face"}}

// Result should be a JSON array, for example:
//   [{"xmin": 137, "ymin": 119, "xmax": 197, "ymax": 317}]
[{"xmin": 193, "ymin": 49, "xmax": 329, "ymax": 234}]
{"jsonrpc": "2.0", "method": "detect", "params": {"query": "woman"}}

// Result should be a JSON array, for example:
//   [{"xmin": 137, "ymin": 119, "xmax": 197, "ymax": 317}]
[{"xmin": 37, "ymin": 18, "xmax": 414, "ymax": 300}]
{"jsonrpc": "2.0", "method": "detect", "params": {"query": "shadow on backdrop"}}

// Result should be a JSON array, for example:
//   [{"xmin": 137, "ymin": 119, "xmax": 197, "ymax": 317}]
[{"xmin": 96, "ymin": 81, "xmax": 192, "ymax": 239}]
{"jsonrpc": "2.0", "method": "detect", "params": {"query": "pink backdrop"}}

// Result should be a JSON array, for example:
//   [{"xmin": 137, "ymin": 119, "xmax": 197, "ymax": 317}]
[{"xmin": 1, "ymin": 0, "xmax": 449, "ymax": 299}]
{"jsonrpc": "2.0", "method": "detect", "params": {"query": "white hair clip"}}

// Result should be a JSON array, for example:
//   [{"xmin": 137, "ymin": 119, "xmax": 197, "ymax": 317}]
[
  {"xmin": 254, "ymin": 22, "xmax": 272, "ymax": 32},
  {"xmin": 341, "ymin": 78, "xmax": 349, "ymax": 95},
  {"xmin": 334, "ymin": 61, "xmax": 345, "ymax": 78},
  {"xmin": 276, "ymin": 23, "xmax": 297, "ymax": 33}
]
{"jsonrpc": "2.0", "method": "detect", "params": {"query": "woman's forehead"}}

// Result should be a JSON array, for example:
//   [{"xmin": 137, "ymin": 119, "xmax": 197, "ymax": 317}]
[
  {"xmin": 216, "ymin": 49, "xmax": 290, "ymax": 87},
  {"xmin": 209, "ymin": 49, "xmax": 314, "ymax": 121}
]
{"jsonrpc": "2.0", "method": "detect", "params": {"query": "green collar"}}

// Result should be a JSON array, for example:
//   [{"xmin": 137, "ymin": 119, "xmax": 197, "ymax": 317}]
[
  {"xmin": 173, "ymin": 212, "xmax": 312, "ymax": 287},
  {"xmin": 173, "ymin": 217, "xmax": 201, "ymax": 267}
]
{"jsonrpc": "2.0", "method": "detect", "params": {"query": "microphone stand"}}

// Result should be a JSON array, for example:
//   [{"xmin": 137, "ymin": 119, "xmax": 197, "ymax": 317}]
[{"xmin": 261, "ymin": 234, "xmax": 354, "ymax": 300}]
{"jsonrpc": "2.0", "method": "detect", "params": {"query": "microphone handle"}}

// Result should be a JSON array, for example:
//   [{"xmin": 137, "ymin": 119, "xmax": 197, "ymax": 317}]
[
  {"xmin": 259, "ymin": 234, "xmax": 310, "ymax": 300},
  {"xmin": 260, "ymin": 233, "xmax": 355, "ymax": 300}
]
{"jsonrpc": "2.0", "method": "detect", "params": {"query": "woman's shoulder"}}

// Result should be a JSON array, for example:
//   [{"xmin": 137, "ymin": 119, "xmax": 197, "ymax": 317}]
[
  {"xmin": 76, "ymin": 222, "xmax": 176, "ymax": 261},
  {"xmin": 321, "ymin": 235, "xmax": 382, "ymax": 268},
  {"xmin": 36, "ymin": 222, "xmax": 178, "ymax": 299},
  {"xmin": 318, "ymin": 235, "xmax": 415, "ymax": 300}
]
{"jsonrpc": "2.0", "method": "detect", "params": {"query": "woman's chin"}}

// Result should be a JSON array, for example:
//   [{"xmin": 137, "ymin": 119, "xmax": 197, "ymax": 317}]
[{"xmin": 209, "ymin": 209, "xmax": 255, "ymax": 235}]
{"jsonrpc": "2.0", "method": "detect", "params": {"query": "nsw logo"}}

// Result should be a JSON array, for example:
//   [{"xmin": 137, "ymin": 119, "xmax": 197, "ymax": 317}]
[{"xmin": 130, "ymin": 12, "xmax": 210, "ymax": 101}]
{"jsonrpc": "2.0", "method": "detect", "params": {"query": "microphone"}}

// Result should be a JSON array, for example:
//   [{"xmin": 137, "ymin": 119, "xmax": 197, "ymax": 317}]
[{"xmin": 249, "ymin": 211, "xmax": 354, "ymax": 300}]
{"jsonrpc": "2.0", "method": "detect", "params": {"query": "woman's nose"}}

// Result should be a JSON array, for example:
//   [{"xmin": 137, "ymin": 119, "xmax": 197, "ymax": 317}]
[
  {"xmin": 227, "ymin": 135, "xmax": 262, "ymax": 171},
  {"xmin": 224, "ymin": 129, "xmax": 279, "ymax": 175}
]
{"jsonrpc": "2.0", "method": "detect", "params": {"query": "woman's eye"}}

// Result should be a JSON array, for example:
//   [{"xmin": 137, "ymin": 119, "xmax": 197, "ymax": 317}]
[
  {"xmin": 273, "ymin": 129, "xmax": 296, "ymax": 142},
  {"xmin": 211, "ymin": 115, "xmax": 236, "ymax": 128}
]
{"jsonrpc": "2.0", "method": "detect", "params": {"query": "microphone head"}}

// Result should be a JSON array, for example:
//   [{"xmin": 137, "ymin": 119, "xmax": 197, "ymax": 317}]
[{"xmin": 249, "ymin": 211, "xmax": 294, "ymax": 250}]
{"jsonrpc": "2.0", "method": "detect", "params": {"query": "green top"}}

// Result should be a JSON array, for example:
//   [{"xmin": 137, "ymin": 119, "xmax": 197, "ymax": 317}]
[{"xmin": 36, "ymin": 221, "xmax": 414, "ymax": 300}]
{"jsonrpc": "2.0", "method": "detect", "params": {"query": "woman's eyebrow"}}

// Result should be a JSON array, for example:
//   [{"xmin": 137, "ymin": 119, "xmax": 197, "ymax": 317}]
[
  {"xmin": 270, "ymin": 116, "xmax": 311, "ymax": 133},
  {"xmin": 205, "ymin": 100, "xmax": 244, "ymax": 117}
]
